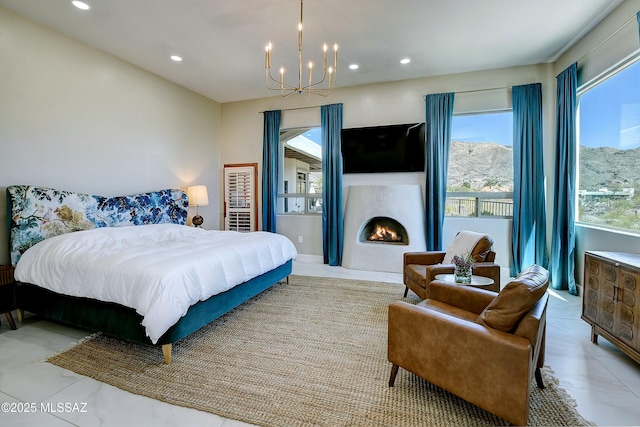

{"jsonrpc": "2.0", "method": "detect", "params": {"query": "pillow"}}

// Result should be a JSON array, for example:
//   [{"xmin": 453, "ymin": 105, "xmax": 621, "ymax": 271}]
[
  {"xmin": 476, "ymin": 265, "xmax": 549, "ymax": 332},
  {"xmin": 442, "ymin": 231, "xmax": 493, "ymax": 264}
]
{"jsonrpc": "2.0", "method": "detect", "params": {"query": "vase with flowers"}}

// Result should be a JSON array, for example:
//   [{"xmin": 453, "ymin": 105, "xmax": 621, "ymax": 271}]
[{"xmin": 452, "ymin": 252, "xmax": 474, "ymax": 284}]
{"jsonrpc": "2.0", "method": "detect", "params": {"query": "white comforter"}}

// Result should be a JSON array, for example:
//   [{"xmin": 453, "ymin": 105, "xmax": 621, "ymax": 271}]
[{"xmin": 15, "ymin": 224, "xmax": 297, "ymax": 343}]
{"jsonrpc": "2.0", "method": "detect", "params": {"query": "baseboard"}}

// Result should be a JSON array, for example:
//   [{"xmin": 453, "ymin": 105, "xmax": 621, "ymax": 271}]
[{"xmin": 295, "ymin": 254, "xmax": 324, "ymax": 264}]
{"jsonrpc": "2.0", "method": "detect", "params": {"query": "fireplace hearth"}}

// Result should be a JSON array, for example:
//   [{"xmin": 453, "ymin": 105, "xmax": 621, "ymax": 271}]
[{"xmin": 342, "ymin": 185, "xmax": 426, "ymax": 273}]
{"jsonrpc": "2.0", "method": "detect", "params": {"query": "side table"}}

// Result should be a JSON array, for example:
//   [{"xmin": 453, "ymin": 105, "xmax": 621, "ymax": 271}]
[
  {"xmin": 0, "ymin": 266, "xmax": 17, "ymax": 330},
  {"xmin": 434, "ymin": 273, "xmax": 499, "ymax": 293}
]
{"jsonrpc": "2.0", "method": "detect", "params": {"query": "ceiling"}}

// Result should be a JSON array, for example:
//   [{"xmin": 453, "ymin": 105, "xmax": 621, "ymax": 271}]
[{"xmin": 0, "ymin": 0, "xmax": 623, "ymax": 103}]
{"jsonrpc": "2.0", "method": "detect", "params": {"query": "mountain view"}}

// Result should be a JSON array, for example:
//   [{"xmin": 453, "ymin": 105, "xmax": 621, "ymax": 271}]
[
  {"xmin": 578, "ymin": 146, "xmax": 640, "ymax": 189},
  {"xmin": 448, "ymin": 141, "xmax": 640, "ymax": 231},
  {"xmin": 447, "ymin": 141, "xmax": 513, "ymax": 191}
]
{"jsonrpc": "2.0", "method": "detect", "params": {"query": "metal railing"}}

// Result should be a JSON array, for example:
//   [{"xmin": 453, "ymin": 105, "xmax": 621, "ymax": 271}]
[
  {"xmin": 276, "ymin": 191, "xmax": 514, "ymax": 218},
  {"xmin": 445, "ymin": 192, "xmax": 513, "ymax": 218},
  {"xmin": 277, "ymin": 193, "xmax": 323, "ymax": 215}
]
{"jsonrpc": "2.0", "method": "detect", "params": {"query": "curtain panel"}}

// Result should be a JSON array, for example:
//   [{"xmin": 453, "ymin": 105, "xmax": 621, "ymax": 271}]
[
  {"xmin": 511, "ymin": 83, "xmax": 549, "ymax": 276},
  {"xmin": 261, "ymin": 110, "xmax": 281, "ymax": 233},
  {"xmin": 424, "ymin": 92, "xmax": 455, "ymax": 251},
  {"xmin": 550, "ymin": 63, "xmax": 578, "ymax": 295},
  {"xmin": 321, "ymin": 103, "xmax": 344, "ymax": 266}
]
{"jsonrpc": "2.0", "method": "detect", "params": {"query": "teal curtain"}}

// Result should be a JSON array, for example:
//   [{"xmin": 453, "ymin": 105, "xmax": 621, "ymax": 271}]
[
  {"xmin": 262, "ymin": 110, "xmax": 281, "ymax": 232},
  {"xmin": 425, "ymin": 93, "xmax": 455, "ymax": 251},
  {"xmin": 637, "ymin": 11, "xmax": 640, "ymax": 42},
  {"xmin": 550, "ymin": 64, "xmax": 578, "ymax": 295},
  {"xmin": 511, "ymin": 83, "xmax": 548, "ymax": 276},
  {"xmin": 321, "ymin": 103, "xmax": 344, "ymax": 266}
]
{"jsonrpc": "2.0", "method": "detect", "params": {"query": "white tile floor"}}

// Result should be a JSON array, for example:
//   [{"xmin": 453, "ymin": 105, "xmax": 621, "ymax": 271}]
[{"xmin": 0, "ymin": 259, "xmax": 639, "ymax": 426}]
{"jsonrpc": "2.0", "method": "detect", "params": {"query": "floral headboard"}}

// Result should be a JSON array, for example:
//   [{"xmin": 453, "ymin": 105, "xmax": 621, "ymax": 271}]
[{"xmin": 7, "ymin": 185, "xmax": 189, "ymax": 266}]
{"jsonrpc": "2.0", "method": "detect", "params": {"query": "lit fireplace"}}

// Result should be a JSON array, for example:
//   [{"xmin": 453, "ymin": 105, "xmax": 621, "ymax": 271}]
[
  {"xmin": 369, "ymin": 224, "xmax": 400, "ymax": 242},
  {"xmin": 360, "ymin": 216, "xmax": 408, "ymax": 245},
  {"xmin": 343, "ymin": 185, "xmax": 426, "ymax": 273}
]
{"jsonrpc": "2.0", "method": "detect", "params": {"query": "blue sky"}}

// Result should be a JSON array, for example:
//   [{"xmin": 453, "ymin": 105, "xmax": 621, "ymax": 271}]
[
  {"xmin": 451, "ymin": 112, "xmax": 513, "ymax": 146},
  {"xmin": 450, "ymin": 60, "xmax": 640, "ymax": 150},
  {"xmin": 306, "ymin": 61, "xmax": 640, "ymax": 150},
  {"xmin": 579, "ymin": 60, "xmax": 640, "ymax": 149}
]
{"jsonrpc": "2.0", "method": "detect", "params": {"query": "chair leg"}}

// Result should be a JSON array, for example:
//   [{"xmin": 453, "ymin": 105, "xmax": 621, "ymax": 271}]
[
  {"xmin": 389, "ymin": 364, "xmax": 399, "ymax": 387},
  {"xmin": 403, "ymin": 286, "xmax": 409, "ymax": 298},
  {"xmin": 534, "ymin": 367, "xmax": 545, "ymax": 389}
]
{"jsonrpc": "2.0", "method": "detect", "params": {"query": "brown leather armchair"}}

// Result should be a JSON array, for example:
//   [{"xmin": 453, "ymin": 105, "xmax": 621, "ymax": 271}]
[
  {"xmin": 403, "ymin": 231, "xmax": 500, "ymax": 299},
  {"xmin": 388, "ymin": 265, "xmax": 549, "ymax": 426}
]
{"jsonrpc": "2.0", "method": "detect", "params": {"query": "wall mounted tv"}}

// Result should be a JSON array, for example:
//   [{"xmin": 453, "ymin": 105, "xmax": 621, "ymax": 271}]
[{"xmin": 341, "ymin": 122, "xmax": 425, "ymax": 173}]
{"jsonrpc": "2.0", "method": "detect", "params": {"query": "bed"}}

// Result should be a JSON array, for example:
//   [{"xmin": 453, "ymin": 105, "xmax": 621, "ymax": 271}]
[{"xmin": 6, "ymin": 185, "xmax": 296, "ymax": 363}]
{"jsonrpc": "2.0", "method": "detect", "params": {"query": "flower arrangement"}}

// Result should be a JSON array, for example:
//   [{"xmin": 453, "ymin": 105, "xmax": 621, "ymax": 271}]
[
  {"xmin": 451, "ymin": 252, "xmax": 474, "ymax": 270},
  {"xmin": 452, "ymin": 252, "xmax": 474, "ymax": 284}
]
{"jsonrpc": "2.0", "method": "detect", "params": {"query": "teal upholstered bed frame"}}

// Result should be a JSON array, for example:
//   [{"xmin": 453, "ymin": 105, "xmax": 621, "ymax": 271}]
[{"xmin": 6, "ymin": 185, "xmax": 292, "ymax": 363}]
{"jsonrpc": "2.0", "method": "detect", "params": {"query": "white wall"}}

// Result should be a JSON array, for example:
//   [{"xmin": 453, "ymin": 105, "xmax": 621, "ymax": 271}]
[
  {"xmin": 222, "ymin": 64, "xmax": 554, "ymax": 260},
  {"xmin": 554, "ymin": 0, "xmax": 640, "ymax": 288},
  {"xmin": 223, "ymin": 1, "xmax": 640, "ymax": 283},
  {"xmin": 0, "ymin": 7, "xmax": 222, "ymax": 264}
]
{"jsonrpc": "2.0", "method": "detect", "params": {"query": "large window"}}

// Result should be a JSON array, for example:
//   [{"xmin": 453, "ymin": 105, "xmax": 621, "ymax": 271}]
[
  {"xmin": 578, "ymin": 58, "xmax": 640, "ymax": 233},
  {"xmin": 446, "ymin": 112, "xmax": 514, "ymax": 217},
  {"xmin": 278, "ymin": 127, "xmax": 323, "ymax": 214}
]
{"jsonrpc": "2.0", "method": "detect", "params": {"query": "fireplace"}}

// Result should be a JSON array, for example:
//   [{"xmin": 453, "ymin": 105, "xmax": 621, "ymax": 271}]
[
  {"xmin": 342, "ymin": 185, "xmax": 426, "ymax": 273},
  {"xmin": 360, "ymin": 217, "xmax": 408, "ymax": 245}
]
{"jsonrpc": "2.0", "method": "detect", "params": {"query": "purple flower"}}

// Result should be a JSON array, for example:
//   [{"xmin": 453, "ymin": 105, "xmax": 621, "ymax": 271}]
[{"xmin": 452, "ymin": 252, "xmax": 475, "ymax": 269}]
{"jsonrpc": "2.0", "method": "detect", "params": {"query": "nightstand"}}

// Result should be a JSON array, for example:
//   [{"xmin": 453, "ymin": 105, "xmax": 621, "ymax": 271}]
[{"xmin": 0, "ymin": 266, "xmax": 17, "ymax": 330}]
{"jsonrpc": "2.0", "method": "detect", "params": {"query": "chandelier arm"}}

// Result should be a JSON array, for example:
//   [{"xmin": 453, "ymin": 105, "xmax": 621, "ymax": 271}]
[
  {"xmin": 265, "ymin": 69, "xmax": 300, "ymax": 91},
  {"xmin": 298, "ymin": 0, "xmax": 303, "ymax": 94},
  {"xmin": 263, "ymin": 0, "xmax": 337, "ymax": 97},
  {"xmin": 302, "ymin": 70, "xmax": 328, "ymax": 91}
]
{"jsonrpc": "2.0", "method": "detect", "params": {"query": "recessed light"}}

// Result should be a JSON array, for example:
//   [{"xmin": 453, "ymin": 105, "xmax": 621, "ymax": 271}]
[
  {"xmin": 400, "ymin": 58, "xmax": 411, "ymax": 65},
  {"xmin": 71, "ymin": 1, "xmax": 90, "ymax": 10},
  {"xmin": 349, "ymin": 64, "xmax": 359, "ymax": 70},
  {"xmin": 170, "ymin": 55, "xmax": 183, "ymax": 62}
]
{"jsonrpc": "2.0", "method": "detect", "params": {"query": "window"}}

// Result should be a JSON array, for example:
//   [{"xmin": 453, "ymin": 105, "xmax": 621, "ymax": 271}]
[
  {"xmin": 278, "ymin": 127, "xmax": 323, "ymax": 214},
  {"xmin": 446, "ymin": 112, "xmax": 514, "ymax": 217},
  {"xmin": 577, "ymin": 58, "xmax": 640, "ymax": 233}
]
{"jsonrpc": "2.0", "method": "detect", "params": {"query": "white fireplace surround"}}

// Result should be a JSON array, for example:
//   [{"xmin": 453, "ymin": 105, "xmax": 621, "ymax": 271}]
[{"xmin": 342, "ymin": 185, "xmax": 427, "ymax": 273}]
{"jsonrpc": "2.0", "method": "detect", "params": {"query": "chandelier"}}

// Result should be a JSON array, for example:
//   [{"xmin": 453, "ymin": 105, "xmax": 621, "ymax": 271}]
[{"xmin": 265, "ymin": 0, "xmax": 338, "ymax": 98}]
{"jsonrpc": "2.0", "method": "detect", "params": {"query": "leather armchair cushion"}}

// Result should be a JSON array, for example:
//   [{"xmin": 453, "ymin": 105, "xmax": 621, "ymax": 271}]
[
  {"xmin": 469, "ymin": 234, "xmax": 494, "ymax": 262},
  {"xmin": 405, "ymin": 264, "xmax": 427, "ymax": 288},
  {"xmin": 476, "ymin": 265, "xmax": 549, "ymax": 332}
]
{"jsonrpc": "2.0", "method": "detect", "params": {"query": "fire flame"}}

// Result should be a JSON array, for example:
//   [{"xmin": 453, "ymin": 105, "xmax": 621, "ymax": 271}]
[{"xmin": 369, "ymin": 224, "xmax": 401, "ymax": 242}]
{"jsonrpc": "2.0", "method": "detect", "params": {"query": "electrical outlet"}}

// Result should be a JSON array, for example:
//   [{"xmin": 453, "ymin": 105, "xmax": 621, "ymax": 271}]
[{"xmin": 297, "ymin": 235, "xmax": 303, "ymax": 243}]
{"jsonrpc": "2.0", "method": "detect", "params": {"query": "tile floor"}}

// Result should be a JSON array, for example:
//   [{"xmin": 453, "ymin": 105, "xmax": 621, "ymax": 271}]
[{"xmin": 0, "ymin": 259, "xmax": 639, "ymax": 426}]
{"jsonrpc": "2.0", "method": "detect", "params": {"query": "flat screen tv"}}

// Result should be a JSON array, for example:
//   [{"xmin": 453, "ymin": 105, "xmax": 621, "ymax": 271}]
[{"xmin": 341, "ymin": 122, "xmax": 425, "ymax": 173}]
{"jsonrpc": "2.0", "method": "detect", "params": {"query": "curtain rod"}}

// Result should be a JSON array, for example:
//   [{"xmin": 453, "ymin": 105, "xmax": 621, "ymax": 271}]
[
  {"xmin": 575, "ymin": 13, "xmax": 637, "ymax": 65},
  {"xmin": 423, "ymin": 86, "xmax": 509, "ymax": 98},
  {"xmin": 258, "ymin": 105, "xmax": 320, "ymax": 114}
]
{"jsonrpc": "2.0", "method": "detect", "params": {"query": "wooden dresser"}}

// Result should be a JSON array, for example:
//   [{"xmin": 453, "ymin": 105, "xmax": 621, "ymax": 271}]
[{"xmin": 582, "ymin": 251, "xmax": 640, "ymax": 364}]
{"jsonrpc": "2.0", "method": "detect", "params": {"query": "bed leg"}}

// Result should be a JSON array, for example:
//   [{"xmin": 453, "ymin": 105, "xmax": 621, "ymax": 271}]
[
  {"xmin": 16, "ymin": 309, "xmax": 23, "ymax": 322},
  {"xmin": 287, "ymin": 275, "xmax": 290, "ymax": 284},
  {"xmin": 162, "ymin": 344, "xmax": 172, "ymax": 364}
]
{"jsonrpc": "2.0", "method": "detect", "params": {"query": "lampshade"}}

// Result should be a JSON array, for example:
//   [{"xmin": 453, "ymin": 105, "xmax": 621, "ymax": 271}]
[{"xmin": 187, "ymin": 185, "xmax": 209, "ymax": 207}]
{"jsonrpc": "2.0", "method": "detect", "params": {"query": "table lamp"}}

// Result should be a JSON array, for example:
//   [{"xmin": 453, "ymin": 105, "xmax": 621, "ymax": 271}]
[{"xmin": 187, "ymin": 185, "xmax": 209, "ymax": 227}]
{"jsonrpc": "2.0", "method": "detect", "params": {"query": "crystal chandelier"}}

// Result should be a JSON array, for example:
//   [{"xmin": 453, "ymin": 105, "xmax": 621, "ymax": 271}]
[{"xmin": 265, "ymin": 0, "xmax": 338, "ymax": 98}]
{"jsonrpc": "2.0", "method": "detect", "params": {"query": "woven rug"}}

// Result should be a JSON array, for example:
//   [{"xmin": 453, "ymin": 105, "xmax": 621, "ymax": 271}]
[{"xmin": 48, "ymin": 275, "xmax": 592, "ymax": 427}]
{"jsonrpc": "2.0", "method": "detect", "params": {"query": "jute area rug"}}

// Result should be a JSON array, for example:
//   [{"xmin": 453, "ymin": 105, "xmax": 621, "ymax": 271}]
[{"xmin": 48, "ymin": 275, "xmax": 592, "ymax": 427}]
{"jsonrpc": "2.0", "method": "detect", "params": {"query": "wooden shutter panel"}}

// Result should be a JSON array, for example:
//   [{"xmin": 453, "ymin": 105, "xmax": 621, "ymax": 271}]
[{"xmin": 224, "ymin": 164, "xmax": 257, "ymax": 232}]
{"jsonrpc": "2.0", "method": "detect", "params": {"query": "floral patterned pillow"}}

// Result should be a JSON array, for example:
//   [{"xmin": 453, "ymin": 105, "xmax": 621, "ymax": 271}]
[{"xmin": 7, "ymin": 185, "xmax": 188, "ymax": 265}]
